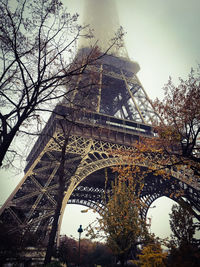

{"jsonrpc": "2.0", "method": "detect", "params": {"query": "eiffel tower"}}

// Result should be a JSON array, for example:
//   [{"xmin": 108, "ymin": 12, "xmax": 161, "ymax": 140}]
[{"xmin": 0, "ymin": 0, "xmax": 200, "ymax": 247}]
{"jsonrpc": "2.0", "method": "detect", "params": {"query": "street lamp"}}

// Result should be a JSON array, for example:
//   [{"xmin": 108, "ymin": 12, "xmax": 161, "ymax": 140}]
[{"xmin": 77, "ymin": 225, "xmax": 83, "ymax": 266}]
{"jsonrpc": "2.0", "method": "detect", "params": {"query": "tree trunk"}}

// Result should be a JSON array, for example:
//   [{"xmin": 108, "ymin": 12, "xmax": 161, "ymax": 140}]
[
  {"xmin": 43, "ymin": 130, "xmax": 68, "ymax": 265},
  {"xmin": 118, "ymin": 254, "xmax": 125, "ymax": 267},
  {"xmin": 43, "ymin": 131, "xmax": 80, "ymax": 265},
  {"xmin": 44, "ymin": 183, "xmax": 65, "ymax": 265},
  {"xmin": 0, "ymin": 112, "xmax": 28, "ymax": 167},
  {"xmin": 44, "ymin": 153, "xmax": 66, "ymax": 265},
  {"xmin": 0, "ymin": 127, "xmax": 19, "ymax": 167}
]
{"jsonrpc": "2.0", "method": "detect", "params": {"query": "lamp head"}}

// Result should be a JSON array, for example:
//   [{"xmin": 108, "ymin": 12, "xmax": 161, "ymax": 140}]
[{"xmin": 78, "ymin": 225, "xmax": 83, "ymax": 234}]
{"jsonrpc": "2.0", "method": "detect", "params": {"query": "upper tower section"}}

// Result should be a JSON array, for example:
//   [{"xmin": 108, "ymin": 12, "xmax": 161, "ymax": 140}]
[
  {"xmin": 79, "ymin": 0, "xmax": 128, "ymax": 58},
  {"xmin": 68, "ymin": 0, "xmax": 159, "ymax": 125}
]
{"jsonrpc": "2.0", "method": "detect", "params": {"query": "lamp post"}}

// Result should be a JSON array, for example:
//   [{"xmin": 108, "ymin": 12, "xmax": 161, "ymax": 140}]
[{"xmin": 77, "ymin": 225, "xmax": 83, "ymax": 267}]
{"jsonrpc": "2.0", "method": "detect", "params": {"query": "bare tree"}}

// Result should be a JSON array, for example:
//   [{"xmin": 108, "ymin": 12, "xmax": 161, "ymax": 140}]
[{"xmin": 0, "ymin": 0, "xmax": 102, "ymax": 167}]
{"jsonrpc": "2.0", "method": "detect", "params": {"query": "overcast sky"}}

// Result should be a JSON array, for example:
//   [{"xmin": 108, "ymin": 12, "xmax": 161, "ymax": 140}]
[{"xmin": 1, "ymin": 0, "xmax": 200, "ymax": 241}]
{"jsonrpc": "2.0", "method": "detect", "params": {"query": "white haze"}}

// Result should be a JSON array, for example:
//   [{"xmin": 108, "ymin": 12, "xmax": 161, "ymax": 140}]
[{"xmin": 79, "ymin": 0, "xmax": 127, "ymax": 56}]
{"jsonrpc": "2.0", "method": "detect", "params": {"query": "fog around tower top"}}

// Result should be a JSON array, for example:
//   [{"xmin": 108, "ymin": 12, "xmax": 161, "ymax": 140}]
[{"xmin": 79, "ymin": 0, "xmax": 127, "ymax": 56}]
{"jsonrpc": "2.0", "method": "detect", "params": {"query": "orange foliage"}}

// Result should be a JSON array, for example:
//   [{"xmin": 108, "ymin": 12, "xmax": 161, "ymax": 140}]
[
  {"xmin": 132, "ymin": 242, "xmax": 167, "ymax": 267},
  {"xmin": 87, "ymin": 166, "xmax": 150, "ymax": 265},
  {"xmin": 111, "ymin": 69, "xmax": 200, "ymax": 184},
  {"xmin": 153, "ymin": 69, "xmax": 200, "ymax": 175}
]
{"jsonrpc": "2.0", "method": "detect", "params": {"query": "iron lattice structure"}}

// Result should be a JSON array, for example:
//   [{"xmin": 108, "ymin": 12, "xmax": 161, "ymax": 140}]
[{"xmin": 0, "ymin": 50, "xmax": 200, "ymax": 244}]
